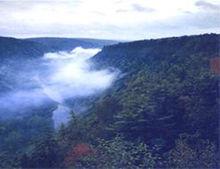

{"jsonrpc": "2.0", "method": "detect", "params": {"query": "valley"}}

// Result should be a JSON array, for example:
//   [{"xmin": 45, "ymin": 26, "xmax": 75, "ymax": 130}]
[{"xmin": 0, "ymin": 34, "xmax": 219, "ymax": 168}]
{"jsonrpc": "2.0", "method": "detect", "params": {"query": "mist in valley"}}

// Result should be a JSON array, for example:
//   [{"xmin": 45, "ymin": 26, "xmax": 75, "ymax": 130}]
[{"xmin": 0, "ymin": 47, "xmax": 118, "ymax": 127}]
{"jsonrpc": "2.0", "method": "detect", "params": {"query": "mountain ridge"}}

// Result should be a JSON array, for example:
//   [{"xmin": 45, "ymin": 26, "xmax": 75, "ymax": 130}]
[{"xmin": 0, "ymin": 36, "xmax": 119, "ymax": 61}]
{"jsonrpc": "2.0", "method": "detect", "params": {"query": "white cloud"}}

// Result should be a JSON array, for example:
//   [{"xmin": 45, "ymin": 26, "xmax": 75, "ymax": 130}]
[
  {"xmin": 0, "ymin": 0, "xmax": 219, "ymax": 40},
  {"xmin": 40, "ymin": 47, "xmax": 116, "ymax": 103}
]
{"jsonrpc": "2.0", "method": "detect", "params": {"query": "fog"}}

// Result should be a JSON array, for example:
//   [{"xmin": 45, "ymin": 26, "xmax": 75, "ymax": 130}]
[
  {"xmin": 0, "ymin": 47, "xmax": 117, "ymax": 127},
  {"xmin": 41, "ymin": 47, "xmax": 115, "ymax": 103}
]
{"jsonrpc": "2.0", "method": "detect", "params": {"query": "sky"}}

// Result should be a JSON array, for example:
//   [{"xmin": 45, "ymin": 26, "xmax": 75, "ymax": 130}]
[{"xmin": 0, "ymin": 0, "xmax": 219, "ymax": 40}]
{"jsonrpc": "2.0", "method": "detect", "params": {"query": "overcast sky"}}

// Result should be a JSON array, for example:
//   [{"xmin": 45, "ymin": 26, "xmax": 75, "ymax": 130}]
[{"xmin": 0, "ymin": 0, "xmax": 219, "ymax": 40}]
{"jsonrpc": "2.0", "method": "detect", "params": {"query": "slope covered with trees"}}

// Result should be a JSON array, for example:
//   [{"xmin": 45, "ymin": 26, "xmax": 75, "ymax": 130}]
[
  {"xmin": 89, "ymin": 34, "xmax": 219, "ymax": 144},
  {"xmin": 64, "ymin": 33, "xmax": 219, "ymax": 168}
]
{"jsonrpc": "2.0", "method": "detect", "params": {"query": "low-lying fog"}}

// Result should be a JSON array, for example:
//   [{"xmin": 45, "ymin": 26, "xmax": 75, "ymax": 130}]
[{"xmin": 0, "ymin": 47, "xmax": 117, "ymax": 128}]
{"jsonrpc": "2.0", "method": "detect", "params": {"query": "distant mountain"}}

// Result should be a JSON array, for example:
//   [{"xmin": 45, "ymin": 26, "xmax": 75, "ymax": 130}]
[
  {"xmin": 26, "ymin": 37, "xmax": 118, "ymax": 52},
  {"xmin": 0, "ymin": 36, "xmax": 118, "ymax": 61},
  {"xmin": 0, "ymin": 37, "xmax": 47, "ymax": 61}
]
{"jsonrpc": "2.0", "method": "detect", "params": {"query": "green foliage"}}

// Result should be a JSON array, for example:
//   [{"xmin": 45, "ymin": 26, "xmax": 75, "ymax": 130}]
[
  {"xmin": 20, "ymin": 132, "xmax": 61, "ymax": 168},
  {"xmin": 73, "ymin": 137, "xmax": 158, "ymax": 169},
  {"xmin": 167, "ymin": 134, "xmax": 218, "ymax": 169},
  {"xmin": 0, "ymin": 109, "xmax": 54, "ymax": 168}
]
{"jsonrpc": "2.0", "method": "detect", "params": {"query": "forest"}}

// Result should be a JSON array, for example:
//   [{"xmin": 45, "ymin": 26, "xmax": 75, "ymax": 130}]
[{"xmin": 0, "ymin": 34, "xmax": 219, "ymax": 168}]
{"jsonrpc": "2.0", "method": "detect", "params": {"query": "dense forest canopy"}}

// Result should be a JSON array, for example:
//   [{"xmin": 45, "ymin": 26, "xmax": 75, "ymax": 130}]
[{"xmin": 0, "ymin": 34, "xmax": 219, "ymax": 168}]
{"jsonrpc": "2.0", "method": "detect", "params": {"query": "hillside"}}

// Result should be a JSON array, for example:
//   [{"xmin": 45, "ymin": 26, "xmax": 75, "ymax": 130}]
[
  {"xmin": 93, "ymin": 34, "xmax": 219, "ymax": 71},
  {"xmin": 72, "ymin": 34, "xmax": 219, "ymax": 168},
  {"xmin": 87, "ymin": 33, "xmax": 219, "ymax": 143}
]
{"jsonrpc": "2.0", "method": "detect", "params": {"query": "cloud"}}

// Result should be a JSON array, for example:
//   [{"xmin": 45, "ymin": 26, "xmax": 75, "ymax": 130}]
[
  {"xmin": 0, "ymin": 0, "xmax": 219, "ymax": 40},
  {"xmin": 195, "ymin": 0, "xmax": 220, "ymax": 11},
  {"xmin": 0, "ymin": 89, "xmax": 54, "ymax": 113},
  {"xmin": 132, "ymin": 3, "xmax": 155, "ymax": 12},
  {"xmin": 116, "ymin": 3, "xmax": 155, "ymax": 13},
  {"xmin": 41, "ymin": 47, "xmax": 117, "ymax": 103},
  {"xmin": 116, "ymin": 9, "xmax": 130, "ymax": 13}
]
